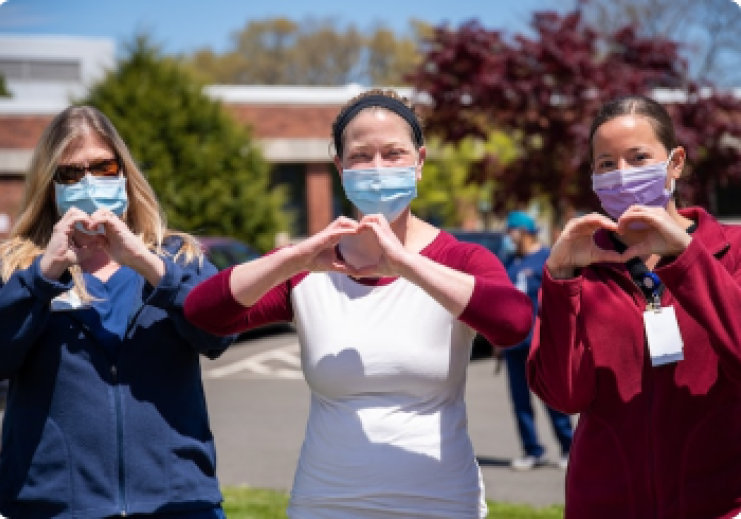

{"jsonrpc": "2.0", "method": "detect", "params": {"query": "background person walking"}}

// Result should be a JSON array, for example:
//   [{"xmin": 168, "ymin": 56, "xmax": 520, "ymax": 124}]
[{"xmin": 502, "ymin": 211, "xmax": 572, "ymax": 471}]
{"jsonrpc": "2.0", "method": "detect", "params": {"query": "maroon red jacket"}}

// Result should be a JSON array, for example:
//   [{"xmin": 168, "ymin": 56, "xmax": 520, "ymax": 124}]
[{"xmin": 528, "ymin": 208, "xmax": 741, "ymax": 519}]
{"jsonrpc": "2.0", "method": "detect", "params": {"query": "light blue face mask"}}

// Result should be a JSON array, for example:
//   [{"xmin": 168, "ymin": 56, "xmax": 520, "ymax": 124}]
[
  {"xmin": 342, "ymin": 166, "xmax": 418, "ymax": 222},
  {"xmin": 502, "ymin": 235, "xmax": 517, "ymax": 257},
  {"xmin": 55, "ymin": 174, "xmax": 128, "ymax": 234}
]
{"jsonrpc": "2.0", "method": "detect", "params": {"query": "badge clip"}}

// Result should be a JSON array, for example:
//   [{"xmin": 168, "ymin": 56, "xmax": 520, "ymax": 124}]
[{"xmin": 641, "ymin": 272, "xmax": 662, "ymax": 312}]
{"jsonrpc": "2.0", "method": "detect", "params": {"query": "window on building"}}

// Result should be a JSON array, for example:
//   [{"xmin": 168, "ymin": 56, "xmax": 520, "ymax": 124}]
[
  {"xmin": 0, "ymin": 59, "xmax": 81, "ymax": 81},
  {"xmin": 271, "ymin": 163, "xmax": 307, "ymax": 236}
]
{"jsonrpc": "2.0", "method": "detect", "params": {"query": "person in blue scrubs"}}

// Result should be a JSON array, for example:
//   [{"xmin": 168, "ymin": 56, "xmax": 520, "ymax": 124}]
[
  {"xmin": 0, "ymin": 106, "xmax": 234, "ymax": 518},
  {"xmin": 503, "ymin": 211, "xmax": 573, "ymax": 471}
]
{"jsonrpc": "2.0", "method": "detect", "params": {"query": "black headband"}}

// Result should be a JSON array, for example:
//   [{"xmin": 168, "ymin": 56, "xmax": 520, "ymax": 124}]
[{"xmin": 333, "ymin": 94, "xmax": 424, "ymax": 157}]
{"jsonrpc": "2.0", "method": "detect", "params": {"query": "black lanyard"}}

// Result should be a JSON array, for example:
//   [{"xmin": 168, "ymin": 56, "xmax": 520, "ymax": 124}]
[{"xmin": 608, "ymin": 222, "xmax": 697, "ymax": 309}]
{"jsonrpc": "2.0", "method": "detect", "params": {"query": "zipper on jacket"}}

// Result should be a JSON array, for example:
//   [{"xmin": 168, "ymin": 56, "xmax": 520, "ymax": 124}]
[
  {"xmin": 616, "ymin": 266, "xmax": 661, "ymax": 516},
  {"xmin": 111, "ymin": 364, "xmax": 128, "ymax": 516},
  {"xmin": 624, "ymin": 270, "xmax": 659, "ymax": 517}
]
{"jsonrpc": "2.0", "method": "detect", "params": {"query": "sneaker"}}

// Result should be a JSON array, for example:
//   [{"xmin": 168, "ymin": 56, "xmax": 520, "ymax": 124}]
[
  {"xmin": 511, "ymin": 454, "xmax": 548, "ymax": 471},
  {"xmin": 558, "ymin": 454, "xmax": 569, "ymax": 470}
]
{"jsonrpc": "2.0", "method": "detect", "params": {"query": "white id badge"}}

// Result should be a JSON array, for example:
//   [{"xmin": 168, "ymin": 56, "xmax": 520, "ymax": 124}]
[
  {"xmin": 51, "ymin": 289, "xmax": 92, "ymax": 312},
  {"xmin": 643, "ymin": 305, "xmax": 684, "ymax": 366}
]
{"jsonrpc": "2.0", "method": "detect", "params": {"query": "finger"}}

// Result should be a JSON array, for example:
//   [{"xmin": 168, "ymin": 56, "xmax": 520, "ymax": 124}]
[
  {"xmin": 58, "ymin": 207, "xmax": 91, "ymax": 231},
  {"xmin": 357, "ymin": 221, "xmax": 386, "ymax": 242},
  {"xmin": 620, "ymin": 244, "xmax": 650, "ymax": 259},
  {"xmin": 358, "ymin": 220, "xmax": 383, "ymax": 233},
  {"xmin": 572, "ymin": 213, "xmax": 618, "ymax": 234},
  {"xmin": 329, "ymin": 261, "xmax": 363, "ymax": 275},
  {"xmin": 351, "ymin": 264, "xmax": 381, "ymax": 277},
  {"xmin": 331, "ymin": 216, "xmax": 360, "ymax": 230},
  {"xmin": 88, "ymin": 209, "xmax": 120, "ymax": 229},
  {"xmin": 615, "ymin": 206, "xmax": 656, "ymax": 233},
  {"xmin": 360, "ymin": 214, "xmax": 391, "ymax": 228},
  {"xmin": 322, "ymin": 226, "xmax": 360, "ymax": 246},
  {"xmin": 593, "ymin": 248, "xmax": 629, "ymax": 264}
]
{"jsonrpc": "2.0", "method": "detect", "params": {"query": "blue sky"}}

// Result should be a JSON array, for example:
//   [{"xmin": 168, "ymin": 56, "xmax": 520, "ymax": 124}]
[{"xmin": 0, "ymin": 0, "xmax": 570, "ymax": 55}]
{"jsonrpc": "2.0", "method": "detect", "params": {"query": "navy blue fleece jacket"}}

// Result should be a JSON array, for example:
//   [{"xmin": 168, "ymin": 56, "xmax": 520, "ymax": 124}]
[{"xmin": 0, "ymin": 237, "xmax": 235, "ymax": 518}]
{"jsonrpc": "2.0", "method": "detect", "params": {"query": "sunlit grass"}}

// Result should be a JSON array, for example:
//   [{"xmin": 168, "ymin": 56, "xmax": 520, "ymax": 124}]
[{"xmin": 222, "ymin": 487, "xmax": 564, "ymax": 518}]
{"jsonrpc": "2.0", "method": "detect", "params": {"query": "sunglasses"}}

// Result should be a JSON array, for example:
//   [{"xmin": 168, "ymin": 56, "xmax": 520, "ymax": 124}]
[{"xmin": 54, "ymin": 158, "xmax": 123, "ymax": 185}]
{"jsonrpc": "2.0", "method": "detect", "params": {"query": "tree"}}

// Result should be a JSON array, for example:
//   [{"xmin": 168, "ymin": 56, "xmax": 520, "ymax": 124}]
[
  {"xmin": 409, "ymin": 9, "xmax": 741, "ymax": 219},
  {"xmin": 581, "ymin": 0, "xmax": 741, "ymax": 86},
  {"xmin": 367, "ymin": 21, "xmax": 432, "ymax": 86},
  {"xmin": 83, "ymin": 35, "xmax": 289, "ymax": 252},
  {"xmin": 412, "ymin": 132, "xmax": 517, "ymax": 228},
  {"xmin": 0, "ymin": 74, "xmax": 10, "ymax": 97},
  {"xmin": 185, "ymin": 18, "xmax": 428, "ymax": 86}
]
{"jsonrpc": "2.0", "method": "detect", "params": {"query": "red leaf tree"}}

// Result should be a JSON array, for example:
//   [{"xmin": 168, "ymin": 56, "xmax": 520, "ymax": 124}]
[{"xmin": 409, "ymin": 9, "xmax": 741, "ymax": 219}]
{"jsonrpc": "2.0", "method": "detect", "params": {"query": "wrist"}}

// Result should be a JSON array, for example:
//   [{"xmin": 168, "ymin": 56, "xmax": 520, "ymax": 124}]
[
  {"xmin": 277, "ymin": 246, "xmax": 307, "ymax": 277},
  {"xmin": 125, "ymin": 246, "xmax": 155, "ymax": 271},
  {"xmin": 546, "ymin": 259, "xmax": 576, "ymax": 280},
  {"xmin": 677, "ymin": 234, "xmax": 692, "ymax": 254},
  {"xmin": 393, "ymin": 250, "xmax": 420, "ymax": 279},
  {"xmin": 128, "ymin": 249, "xmax": 165, "ymax": 284},
  {"xmin": 39, "ymin": 255, "xmax": 70, "ymax": 280}
]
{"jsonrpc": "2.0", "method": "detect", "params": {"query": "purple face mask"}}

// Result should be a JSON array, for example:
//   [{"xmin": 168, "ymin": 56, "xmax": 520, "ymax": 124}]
[{"xmin": 592, "ymin": 150, "xmax": 676, "ymax": 221}]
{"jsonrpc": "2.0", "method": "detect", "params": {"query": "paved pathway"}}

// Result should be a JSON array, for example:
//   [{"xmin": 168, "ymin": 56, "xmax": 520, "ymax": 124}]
[{"xmin": 203, "ymin": 329, "xmax": 570, "ymax": 507}]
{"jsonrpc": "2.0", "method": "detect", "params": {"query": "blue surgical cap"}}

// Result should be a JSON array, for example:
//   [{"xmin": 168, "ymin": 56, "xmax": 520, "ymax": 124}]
[{"xmin": 506, "ymin": 211, "xmax": 538, "ymax": 233}]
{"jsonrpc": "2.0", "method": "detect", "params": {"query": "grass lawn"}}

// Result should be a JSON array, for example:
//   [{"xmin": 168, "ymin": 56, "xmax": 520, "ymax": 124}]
[{"xmin": 222, "ymin": 487, "xmax": 564, "ymax": 518}]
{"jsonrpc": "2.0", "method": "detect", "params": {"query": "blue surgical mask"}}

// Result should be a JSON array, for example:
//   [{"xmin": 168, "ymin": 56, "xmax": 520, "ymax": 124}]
[
  {"xmin": 55, "ymin": 174, "xmax": 128, "ymax": 219},
  {"xmin": 502, "ymin": 235, "xmax": 517, "ymax": 256},
  {"xmin": 342, "ymin": 166, "xmax": 417, "ymax": 222}
]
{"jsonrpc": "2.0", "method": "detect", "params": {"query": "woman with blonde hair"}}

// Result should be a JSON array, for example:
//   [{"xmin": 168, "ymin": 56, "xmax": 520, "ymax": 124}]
[{"xmin": 0, "ymin": 105, "xmax": 234, "ymax": 518}]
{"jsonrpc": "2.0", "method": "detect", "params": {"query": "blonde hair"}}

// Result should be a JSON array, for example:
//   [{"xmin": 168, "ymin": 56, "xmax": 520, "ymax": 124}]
[{"xmin": 0, "ymin": 105, "xmax": 202, "ymax": 300}]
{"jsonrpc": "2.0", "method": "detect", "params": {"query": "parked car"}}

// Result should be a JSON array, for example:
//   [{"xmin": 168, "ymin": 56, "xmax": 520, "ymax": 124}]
[
  {"xmin": 198, "ymin": 236, "xmax": 261, "ymax": 271},
  {"xmin": 446, "ymin": 229, "xmax": 510, "ymax": 265},
  {"xmin": 198, "ymin": 236, "xmax": 294, "ymax": 339},
  {"xmin": 447, "ymin": 230, "xmax": 512, "ymax": 359}
]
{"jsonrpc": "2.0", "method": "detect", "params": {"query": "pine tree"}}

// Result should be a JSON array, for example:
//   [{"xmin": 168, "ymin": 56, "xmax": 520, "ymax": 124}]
[
  {"xmin": 82, "ymin": 35, "xmax": 288, "ymax": 252},
  {"xmin": 0, "ymin": 75, "xmax": 10, "ymax": 97}
]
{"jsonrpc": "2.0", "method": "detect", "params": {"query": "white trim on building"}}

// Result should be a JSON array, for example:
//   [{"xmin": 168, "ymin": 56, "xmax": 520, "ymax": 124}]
[
  {"xmin": 204, "ymin": 84, "xmax": 420, "ymax": 105},
  {"xmin": 0, "ymin": 149, "xmax": 34, "ymax": 175},
  {"xmin": 260, "ymin": 138, "xmax": 333, "ymax": 162},
  {"xmin": 0, "ymin": 35, "xmax": 114, "ymax": 104}
]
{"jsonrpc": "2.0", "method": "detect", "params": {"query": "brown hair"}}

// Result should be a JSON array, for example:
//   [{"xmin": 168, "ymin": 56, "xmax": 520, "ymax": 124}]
[
  {"xmin": 331, "ymin": 88, "xmax": 425, "ymax": 159},
  {"xmin": 589, "ymin": 94, "xmax": 677, "ymax": 165}
]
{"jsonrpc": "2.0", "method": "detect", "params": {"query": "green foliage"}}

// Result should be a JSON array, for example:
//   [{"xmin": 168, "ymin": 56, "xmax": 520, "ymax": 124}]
[
  {"xmin": 184, "ymin": 18, "xmax": 430, "ymax": 86},
  {"xmin": 221, "ymin": 487, "xmax": 565, "ymax": 518},
  {"xmin": 413, "ymin": 132, "xmax": 518, "ymax": 227},
  {"xmin": 0, "ymin": 74, "xmax": 10, "ymax": 97},
  {"xmin": 82, "ymin": 35, "xmax": 288, "ymax": 252}
]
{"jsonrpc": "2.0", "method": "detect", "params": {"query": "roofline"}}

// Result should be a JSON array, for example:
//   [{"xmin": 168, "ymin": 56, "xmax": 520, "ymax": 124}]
[
  {"xmin": 1, "ymin": 85, "xmax": 739, "ymax": 116},
  {"xmin": 204, "ymin": 84, "xmax": 422, "ymax": 105},
  {"xmin": 0, "ymin": 99, "xmax": 70, "ymax": 115},
  {"xmin": 0, "ymin": 33, "xmax": 115, "ymax": 45}
]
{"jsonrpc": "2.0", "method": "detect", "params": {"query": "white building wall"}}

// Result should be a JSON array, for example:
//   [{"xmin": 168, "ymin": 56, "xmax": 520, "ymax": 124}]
[{"xmin": 0, "ymin": 34, "xmax": 115, "ymax": 104}]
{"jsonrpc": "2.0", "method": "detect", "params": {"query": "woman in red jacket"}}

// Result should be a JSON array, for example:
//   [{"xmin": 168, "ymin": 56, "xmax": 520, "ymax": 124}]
[{"xmin": 528, "ymin": 94, "xmax": 741, "ymax": 518}]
